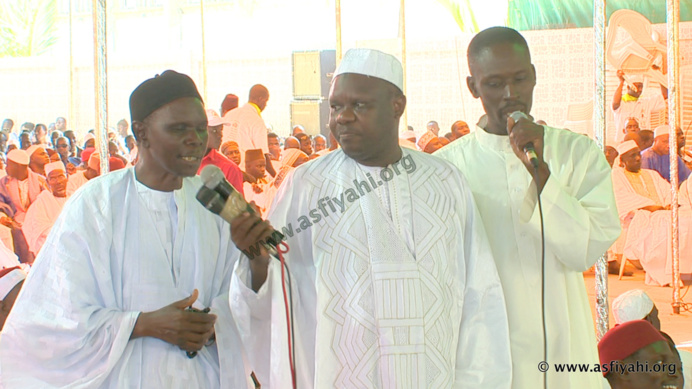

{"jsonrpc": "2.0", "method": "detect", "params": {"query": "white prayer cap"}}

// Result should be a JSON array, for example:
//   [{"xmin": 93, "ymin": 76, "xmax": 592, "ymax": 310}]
[
  {"xmin": 417, "ymin": 131, "xmax": 436, "ymax": 150},
  {"xmin": 617, "ymin": 140, "xmax": 638, "ymax": 155},
  {"xmin": 654, "ymin": 124, "xmax": 670, "ymax": 138},
  {"xmin": 400, "ymin": 130, "xmax": 416, "ymax": 140},
  {"xmin": 7, "ymin": 149, "xmax": 29, "ymax": 165},
  {"xmin": 44, "ymin": 161, "xmax": 66, "ymax": 176},
  {"xmin": 26, "ymin": 145, "xmax": 44, "ymax": 156},
  {"xmin": 206, "ymin": 109, "xmax": 229, "ymax": 127},
  {"xmin": 612, "ymin": 289, "xmax": 654, "ymax": 324},
  {"xmin": 334, "ymin": 48, "xmax": 404, "ymax": 92},
  {"xmin": 0, "ymin": 267, "xmax": 26, "ymax": 300},
  {"xmin": 83, "ymin": 133, "xmax": 95, "ymax": 144}
]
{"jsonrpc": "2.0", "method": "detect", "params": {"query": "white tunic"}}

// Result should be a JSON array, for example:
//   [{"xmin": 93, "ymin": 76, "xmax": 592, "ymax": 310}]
[
  {"xmin": 230, "ymin": 148, "xmax": 512, "ymax": 388},
  {"xmin": 243, "ymin": 178, "xmax": 269, "ymax": 218},
  {"xmin": 435, "ymin": 119, "xmax": 621, "ymax": 389},
  {"xmin": 611, "ymin": 167, "xmax": 692, "ymax": 285},
  {"xmin": 223, "ymin": 103, "xmax": 269, "ymax": 166},
  {"xmin": 66, "ymin": 170, "xmax": 89, "ymax": 196},
  {"xmin": 0, "ymin": 168, "xmax": 252, "ymax": 389},
  {"xmin": 22, "ymin": 190, "xmax": 68, "ymax": 254}
]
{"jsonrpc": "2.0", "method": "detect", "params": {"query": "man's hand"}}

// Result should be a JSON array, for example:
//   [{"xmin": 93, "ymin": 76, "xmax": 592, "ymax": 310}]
[
  {"xmin": 251, "ymin": 183, "xmax": 263, "ymax": 194},
  {"xmin": 617, "ymin": 69, "xmax": 625, "ymax": 83},
  {"xmin": 0, "ymin": 216, "xmax": 21, "ymax": 229},
  {"xmin": 507, "ymin": 115, "xmax": 551, "ymax": 192},
  {"xmin": 131, "ymin": 289, "xmax": 217, "ymax": 353},
  {"xmin": 230, "ymin": 213, "xmax": 275, "ymax": 291}
]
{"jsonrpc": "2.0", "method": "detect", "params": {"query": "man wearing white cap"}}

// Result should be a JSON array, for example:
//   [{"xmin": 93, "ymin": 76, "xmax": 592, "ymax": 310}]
[
  {"xmin": 612, "ymin": 140, "xmax": 692, "ymax": 286},
  {"xmin": 612, "ymin": 69, "xmax": 667, "ymax": 142},
  {"xmin": 0, "ymin": 266, "xmax": 26, "ymax": 330},
  {"xmin": 26, "ymin": 145, "xmax": 50, "ymax": 177},
  {"xmin": 23, "ymin": 161, "xmax": 69, "ymax": 255},
  {"xmin": 198, "ymin": 109, "xmax": 244, "ymax": 195},
  {"xmin": 230, "ymin": 47, "xmax": 511, "ymax": 388},
  {"xmin": 435, "ymin": 27, "xmax": 620, "ymax": 388},
  {"xmin": 611, "ymin": 289, "xmax": 692, "ymax": 389},
  {"xmin": 416, "ymin": 130, "xmax": 442, "ymax": 153},
  {"xmin": 223, "ymin": 84, "xmax": 276, "ymax": 178},
  {"xmin": 0, "ymin": 149, "xmax": 48, "ymax": 263},
  {"xmin": 641, "ymin": 125, "xmax": 691, "ymax": 184},
  {"xmin": 83, "ymin": 132, "xmax": 96, "ymax": 150},
  {"xmin": 66, "ymin": 148, "xmax": 100, "ymax": 196}
]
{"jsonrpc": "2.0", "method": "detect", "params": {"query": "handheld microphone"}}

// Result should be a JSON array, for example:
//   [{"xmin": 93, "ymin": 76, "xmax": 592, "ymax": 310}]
[
  {"xmin": 197, "ymin": 165, "xmax": 284, "ymax": 254},
  {"xmin": 509, "ymin": 111, "xmax": 540, "ymax": 169},
  {"xmin": 199, "ymin": 164, "xmax": 235, "ymax": 201}
]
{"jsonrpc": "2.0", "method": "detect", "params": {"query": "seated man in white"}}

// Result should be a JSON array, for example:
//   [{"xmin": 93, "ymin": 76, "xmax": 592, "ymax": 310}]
[
  {"xmin": 612, "ymin": 140, "xmax": 692, "ymax": 286},
  {"xmin": 23, "ymin": 161, "xmax": 69, "ymax": 255}
]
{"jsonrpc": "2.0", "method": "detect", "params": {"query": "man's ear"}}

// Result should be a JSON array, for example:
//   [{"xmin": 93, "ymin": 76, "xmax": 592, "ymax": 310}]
[
  {"xmin": 132, "ymin": 121, "xmax": 148, "ymax": 148},
  {"xmin": 393, "ymin": 94, "xmax": 407, "ymax": 119},
  {"xmin": 467, "ymin": 76, "xmax": 480, "ymax": 98}
]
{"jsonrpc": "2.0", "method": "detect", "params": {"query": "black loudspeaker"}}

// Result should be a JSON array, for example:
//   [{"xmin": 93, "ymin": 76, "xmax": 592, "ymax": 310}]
[
  {"xmin": 290, "ymin": 100, "xmax": 329, "ymax": 137},
  {"xmin": 291, "ymin": 50, "xmax": 335, "ymax": 137},
  {"xmin": 292, "ymin": 50, "xmax": 336, "ymax": 100}
]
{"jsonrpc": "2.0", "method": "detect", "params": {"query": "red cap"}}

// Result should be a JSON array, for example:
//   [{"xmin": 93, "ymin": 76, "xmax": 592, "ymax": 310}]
[
  {"xmin": 81, "ymin": 147, "xmax": 96, "ymax": 165},
  {"xmin": 598, "ymin": 320, "xmax": 666, "ymax": 375},
  {"xmin": 109, "ymin": 157, "xmax": 126, "ymax": 171}
]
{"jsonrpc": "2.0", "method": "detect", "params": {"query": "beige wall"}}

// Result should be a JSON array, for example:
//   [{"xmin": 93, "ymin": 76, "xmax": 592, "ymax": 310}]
[{"xmin": 1, "ymin": 21, "xmax": 691, "ymax": 146}]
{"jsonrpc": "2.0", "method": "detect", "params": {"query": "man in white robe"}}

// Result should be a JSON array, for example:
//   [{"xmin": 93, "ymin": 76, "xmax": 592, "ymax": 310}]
[
  {"xmin": 22, "ymin": 161, "xmax": 69, "ymax": 255},
  {"xmin": 223, "ymin": 84, "xmax": 275, "ymax": 177},
  {"xmin": 435, "ymin": 27, "xmax": 621, "ymax": 388},
  {"xmin": 611, "ymin": 140, "xmax": 692, "ymax": 286},
  {"xmin": 66, "ymin": 148, "xmax": 99, "ymax": 196},
  {"xmin": 0, "ymin": 70, "xmax": 251, "ymax": 388},
  {"xmin": 229, "ymin": 48, "xmax": 511, "ymax": 389},
  {"xmin": 0, "ymin": 149, "xmax": 48, "ymax": 263}
]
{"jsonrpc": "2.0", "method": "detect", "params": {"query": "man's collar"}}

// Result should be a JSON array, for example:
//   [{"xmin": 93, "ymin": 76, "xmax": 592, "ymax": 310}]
[
  {"xmin": 475, "ymin": 115, "xmax": 513, "ymax": 152},
  {"xmin": 249, "ymin": 103, "xmax": 262, "ymax": 116}
]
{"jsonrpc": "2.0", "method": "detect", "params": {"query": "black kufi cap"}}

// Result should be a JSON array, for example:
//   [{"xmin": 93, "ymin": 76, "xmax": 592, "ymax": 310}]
[{"xmin": 129, "ymin": 70, "xmax": 203, "ymax": 123}]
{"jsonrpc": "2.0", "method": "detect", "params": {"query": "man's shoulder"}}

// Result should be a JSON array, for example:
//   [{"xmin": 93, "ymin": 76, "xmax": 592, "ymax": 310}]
[
  {"xmin": 28, "ymin": 169, "xmax": 46, "ymax": 183},
  {"xmin": 34, "ymin": 189, "xmax": 53, "ymax": 202},
  {"xmin": 434, "ymin": 133, "xmax": 477, "ymax": 161},
  {"xmin": 69, "ymin": 168, "xmax": 132, "ymax": 205},
  {"xmin": 406, "ymin": 147, "xmax": 463, "ymax": 176},
  {"xmin": 544, "ymin": 125, "xmax": 598, "ymax": 152},
  {"xmin": 285, "ymin": 149, "xmax": 342, "ymax": 185}
]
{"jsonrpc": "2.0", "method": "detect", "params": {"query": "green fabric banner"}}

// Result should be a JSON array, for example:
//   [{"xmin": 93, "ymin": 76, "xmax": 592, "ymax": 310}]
[{"xmin": 508, "ymin": 0, "xmax": 692, "ymax": 30}]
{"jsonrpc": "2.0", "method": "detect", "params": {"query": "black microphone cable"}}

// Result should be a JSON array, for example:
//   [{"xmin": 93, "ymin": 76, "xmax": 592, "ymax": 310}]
[{"xmin": 528, "ymin": 158, "xmax": 548, "ymax": 389}]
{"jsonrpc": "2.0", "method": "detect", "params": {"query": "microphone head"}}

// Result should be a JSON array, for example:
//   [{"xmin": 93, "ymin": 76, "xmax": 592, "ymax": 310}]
[
  {"xmin": 196, "ymin": 186, "xmax": 225, "ymax": 214},
  {"xmin": 509, "ymin": 111, "xmax": 529, "ymax": 122},
  {"xmin": 199, "ymin": 164, "xmax": 225, "ymax": 190}
]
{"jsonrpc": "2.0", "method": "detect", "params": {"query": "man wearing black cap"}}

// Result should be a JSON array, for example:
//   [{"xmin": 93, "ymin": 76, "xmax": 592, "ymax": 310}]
[{"xmin": 0, "ymin": 70, "xmax": 251, "ymax": 388}]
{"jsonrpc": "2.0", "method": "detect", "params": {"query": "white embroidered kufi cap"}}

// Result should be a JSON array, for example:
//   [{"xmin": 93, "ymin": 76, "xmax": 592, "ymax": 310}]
[
  {"xmin": 334, "ymin": 48, "xmax": 404, "ymax": 92},
  {"xmin": 617, "ymin": 140, "xmax": 638, "ymax": 155},
  {"xmin": 612, "ymin": 289, "xmax": 655, "ymax": 324},
  {"xmin": 45, "ymin": 161, "xmax": 66, "ymax": 176}
]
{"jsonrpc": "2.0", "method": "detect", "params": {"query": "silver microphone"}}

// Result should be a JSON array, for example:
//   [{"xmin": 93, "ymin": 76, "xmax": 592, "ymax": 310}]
[{"xmin": 509, "ymin": 111, "xmax": 539, "ymax": 168}]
